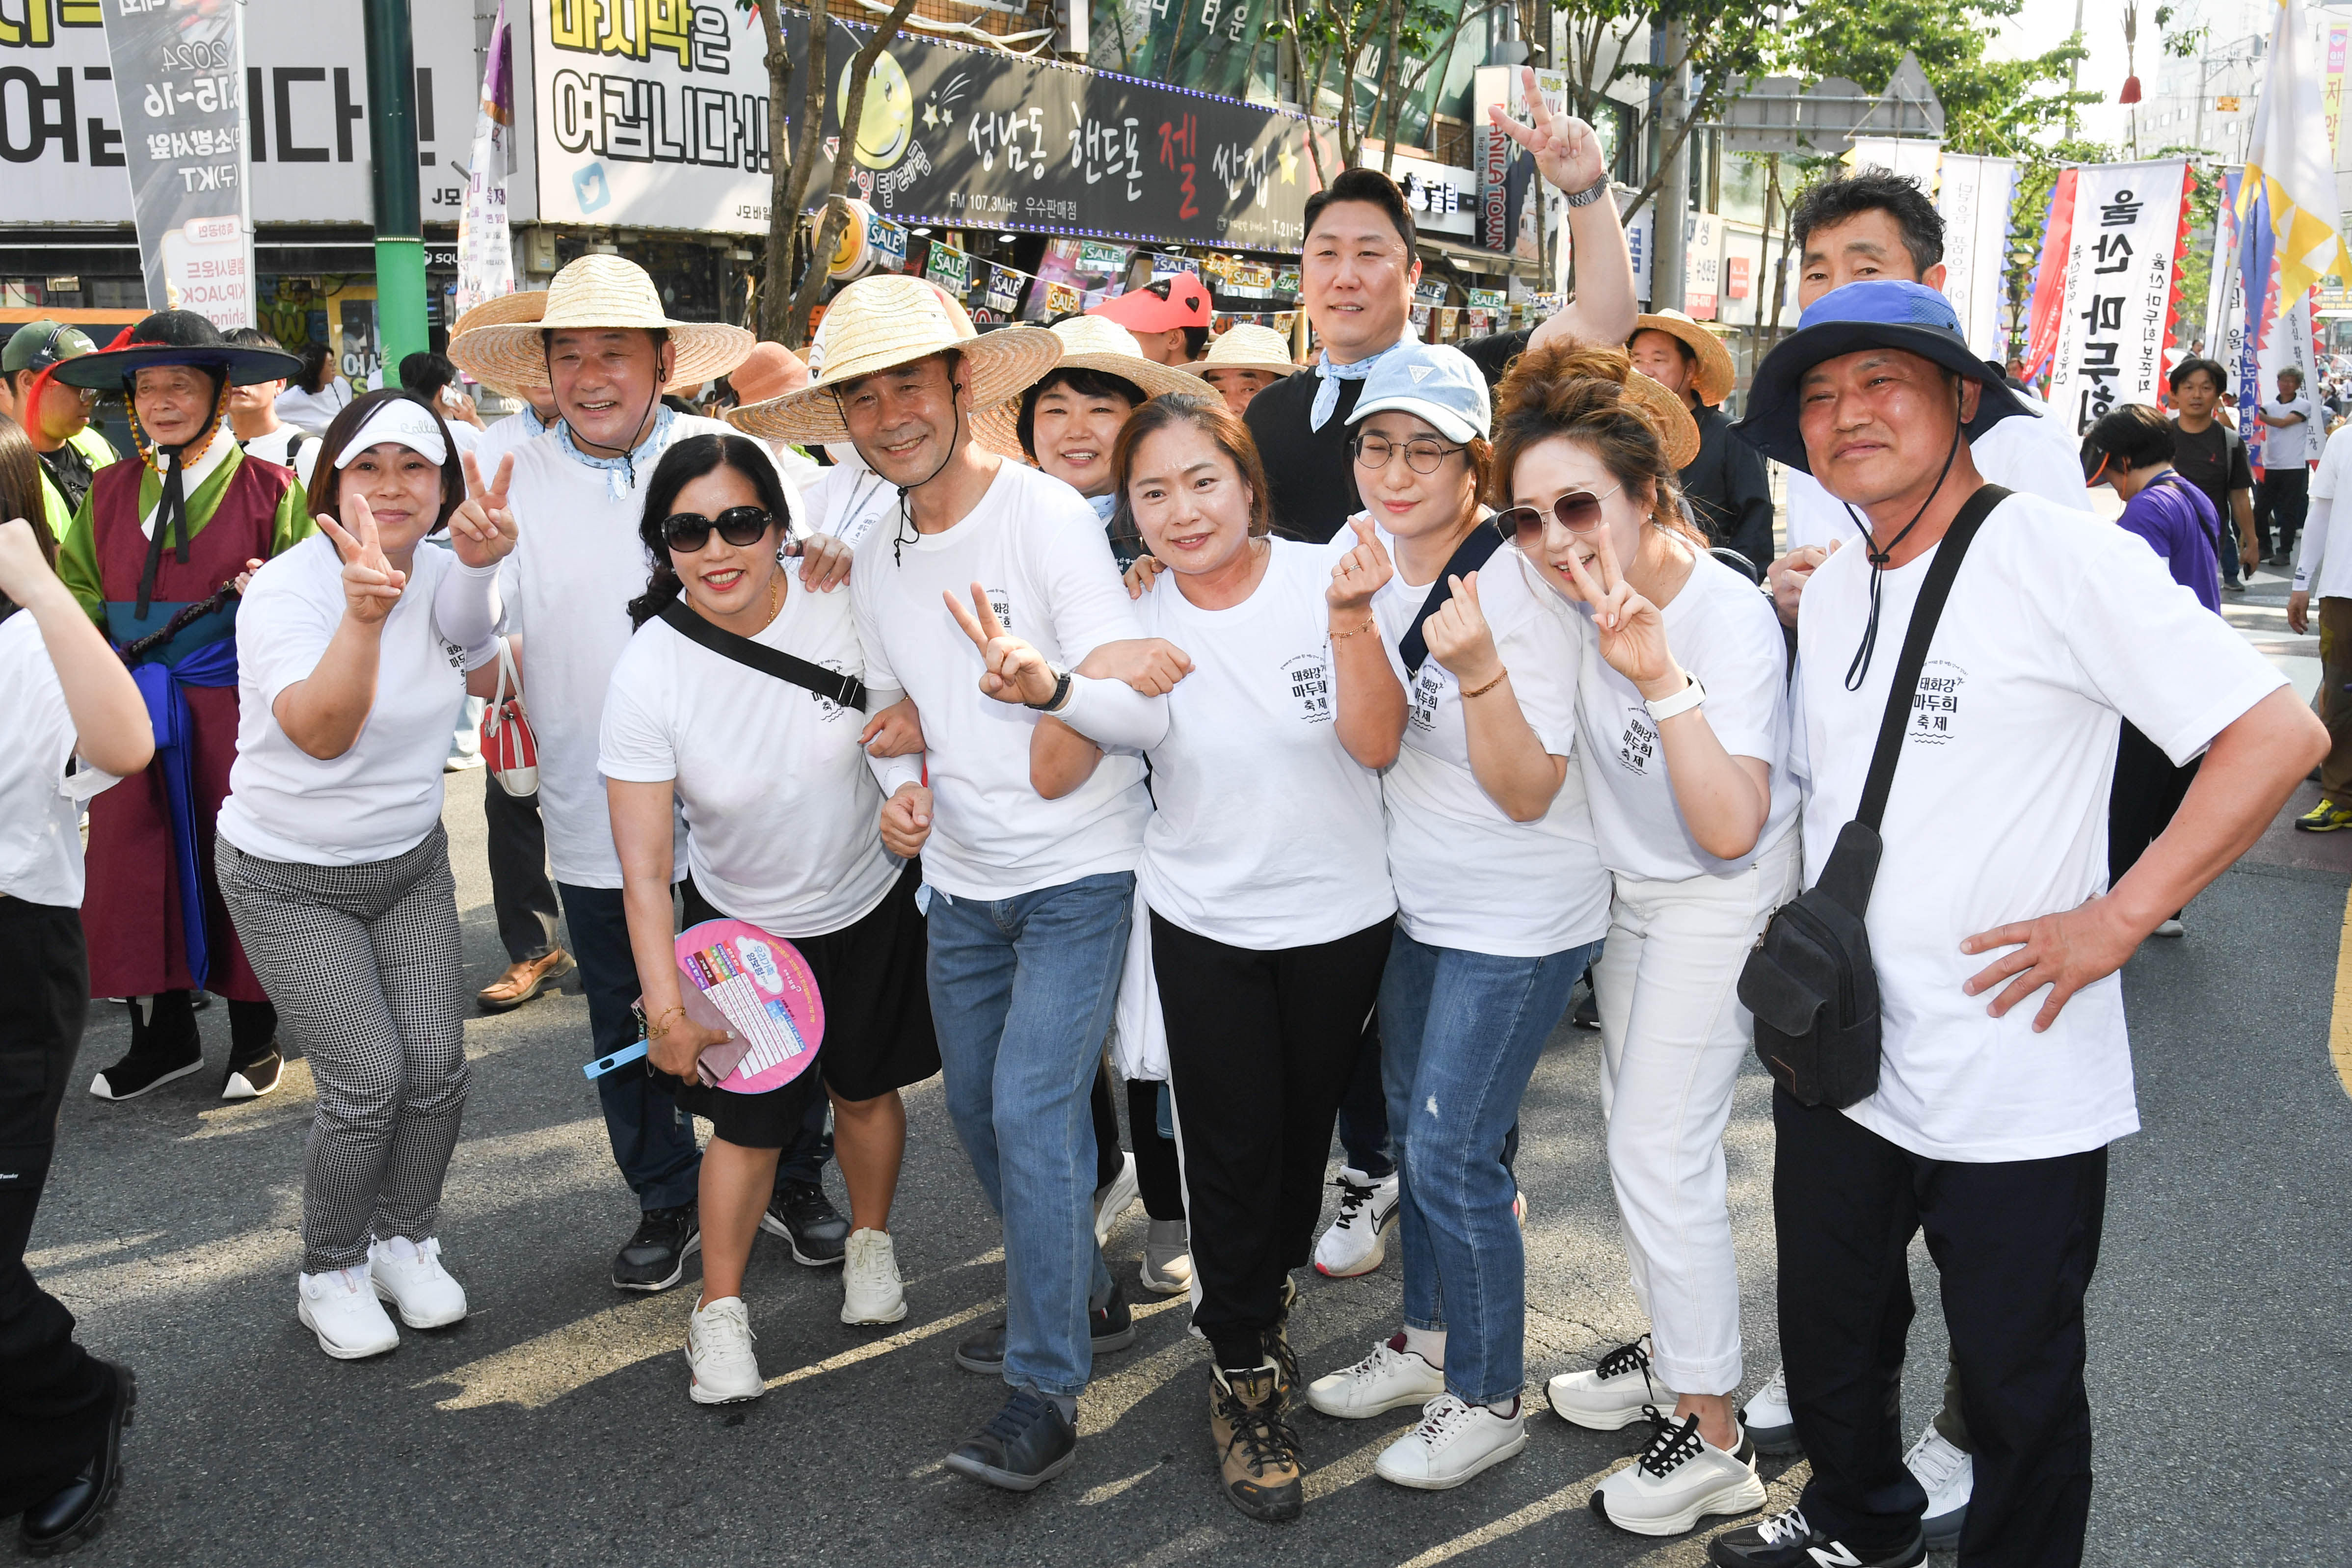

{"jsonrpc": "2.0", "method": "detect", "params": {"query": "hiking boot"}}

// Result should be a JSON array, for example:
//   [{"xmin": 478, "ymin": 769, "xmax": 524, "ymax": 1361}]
[{"xmin": 1210, "ymin": 1361, "xmax": 1304, "ymax": 1523}]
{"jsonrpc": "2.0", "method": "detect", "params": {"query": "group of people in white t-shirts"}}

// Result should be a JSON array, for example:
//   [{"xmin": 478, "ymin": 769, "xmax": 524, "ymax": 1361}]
[{"xmin": 0, "ymin": 138, "xmax": 2326, "ymax": 1567}]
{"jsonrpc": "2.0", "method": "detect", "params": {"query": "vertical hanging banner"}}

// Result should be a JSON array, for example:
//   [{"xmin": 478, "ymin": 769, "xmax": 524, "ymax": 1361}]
[
  {"xmin": 456, "ymin": 0, "xmax": 518, "ymax": 314},
  {"xmin": 2045, "ymin": 159, "xmax": 2189, "ymax": 437},
  {"xmin": 2203, "ymin": 167, "xmax": 2246, "ymax": 402},
  {"xmin": 102, "ymin": 0, "xmax": 257, "ymax": 326},
  {"xmin": 2020, "ymin": 168, "xmax": 2078, "ymax": 385},
  {"xmin": 1934, "ymin": 153, "xmax": 2019, "ymax": 361},
  {"xmin": 1683, "ymin": 213, "xmax": 1723, "ymax": 320}
]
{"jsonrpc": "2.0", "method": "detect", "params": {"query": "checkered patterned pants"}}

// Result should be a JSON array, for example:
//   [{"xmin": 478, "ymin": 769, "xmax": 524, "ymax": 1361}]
[{"xmin": 218, "ymin": 825, "xmax": 471, "ymax": 1274}]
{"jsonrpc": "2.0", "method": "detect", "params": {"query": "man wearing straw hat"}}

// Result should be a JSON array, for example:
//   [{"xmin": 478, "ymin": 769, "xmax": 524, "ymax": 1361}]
[
  {"xmin": 1189, "ymin": 322, "xmax": 1296, "ymax": 418},
  {"xmin": 1629, "ymin": 308, "xmax": 1774, "ymax": 573},
  {"xmin": 447, "ymin": 255, "xmax": 852, "ymax": 1294},
  {"xmin": 735, "ymin": 273, "xmax": 1173, "ymax": 1493}
]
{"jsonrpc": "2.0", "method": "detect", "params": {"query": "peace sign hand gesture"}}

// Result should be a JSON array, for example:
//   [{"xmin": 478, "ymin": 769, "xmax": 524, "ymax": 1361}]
[
  {"xmin": 1423, "ymin": 572, "xmax": 1502, "ymax": 688},
  {"xmin": 943, "ymin": 582, "xmax": 1059, "ymax": 706},
  {"xmin": 1560, "ymin": 525, "xmax": 1680, "ymax": 700},
  {"xmin": 1488, "ymin": 64, "xmax": 1604, "ymax": 199},
  {"xmin": 318, "ymin": 492, "xmax": 406, "ymax": 627},
  {"xmin": 448, "ymin": 451, "xmax": 519, "ymax": 570},
  {"xmin": 1327, "ymin": 515, "xmax": 1394, "ymax": 617}
]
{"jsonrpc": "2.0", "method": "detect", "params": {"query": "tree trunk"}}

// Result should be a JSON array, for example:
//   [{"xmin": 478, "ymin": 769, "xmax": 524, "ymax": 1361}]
[
  {"xmin": 1373, "ymin": 0, "xmax": 1404, "ymax": 175},
  {"xmin": 783, "ymin": 0, "xmax": 921, "ymax": 349},
  {"xmin": 753, "ymin": 0, "xmax": 804, "ymax": 343}
]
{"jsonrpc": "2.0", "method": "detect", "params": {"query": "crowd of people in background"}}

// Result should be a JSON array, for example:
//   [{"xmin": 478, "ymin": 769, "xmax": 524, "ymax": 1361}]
[{"xmin": 0, "ymin": 76, "xmax": 2339, "ymax": 1567}]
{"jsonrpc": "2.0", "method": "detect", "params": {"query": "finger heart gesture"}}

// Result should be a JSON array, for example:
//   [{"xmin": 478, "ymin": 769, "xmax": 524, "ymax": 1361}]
[
  {"xmin": 943, "ymin": 582, "xmax": 1059, "ymax": 707},
  {"xmin": 319, "ymin": 492, "xmax": 406, "ymax": 625},
  {"xmin": 1327, "ymin": 514, "xmax": 1394, "ymax": 615},
  {"xmin": 1424, "ymin": 572, "xmax": 1501, "ymax": 686},
  {"xmin": 448, "ymin": 451, "xmax": 519, "ymax": 569}
]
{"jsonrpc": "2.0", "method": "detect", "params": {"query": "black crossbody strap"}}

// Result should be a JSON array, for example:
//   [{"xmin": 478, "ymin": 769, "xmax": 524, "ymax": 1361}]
[
  {"xmin": 1396, "ymin": 522, "xmax": 1504, "ymax": 675},
  {"xmin": 1854, "ymin": 484, "xmax": 2008, "ymax": 830},
  {"xmin": 657, "ymin": 600, "xmax": 868, "ymax": 712}
]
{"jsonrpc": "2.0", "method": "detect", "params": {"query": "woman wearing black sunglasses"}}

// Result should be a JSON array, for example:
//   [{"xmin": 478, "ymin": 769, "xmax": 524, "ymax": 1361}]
[
  {"xmin": 602, "ymin": 434, "xmax": 939, "ymax": 1404},
  {"xmin": 1496, "ymin": 345, "xmax": 1801, "ymax": 1540}
]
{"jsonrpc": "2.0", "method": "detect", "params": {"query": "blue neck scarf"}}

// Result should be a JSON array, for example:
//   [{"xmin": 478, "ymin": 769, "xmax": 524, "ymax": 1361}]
[
  {"xmin": 556, "ymin": 405, "xmax": 677, "ymax": 499},
  {"xmin": 1310, "ymin": 335, "xmax": 1413, "ymax": 431}
]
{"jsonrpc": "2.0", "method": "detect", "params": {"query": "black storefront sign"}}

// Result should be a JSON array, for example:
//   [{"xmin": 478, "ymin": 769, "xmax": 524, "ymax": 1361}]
[{"xmin": 778, "ymin": 13, "xmax": 1316, "ymax": 251}]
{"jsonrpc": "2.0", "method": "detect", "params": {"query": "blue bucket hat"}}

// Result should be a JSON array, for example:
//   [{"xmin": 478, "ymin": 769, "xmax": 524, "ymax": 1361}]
[
  {"xmin": 1731, "ymin": 280, "xmax": 2029, "ymax": 473},
  {"xmin": 1349, "ymin": 341, "xmax": 1491, "ymax": 442}
]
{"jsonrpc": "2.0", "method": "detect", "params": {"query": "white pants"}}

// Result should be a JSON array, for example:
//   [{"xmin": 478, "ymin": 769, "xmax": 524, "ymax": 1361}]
[{"xmin": 1594, "ymin": 831, "xmax": 1800, "ymax": 1397}]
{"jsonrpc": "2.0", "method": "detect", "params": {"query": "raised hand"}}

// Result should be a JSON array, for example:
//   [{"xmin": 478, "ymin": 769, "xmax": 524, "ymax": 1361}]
[
  {"xmin": 1561, "ymin": 524, "xmax": 1678, "ymax": 699},
  {"xmin": 1424, "ymin": 572, "xmax": 1502, "ymax": 688},
  {"xmin": 1327, "ymin": 515, "xmax": 1394, "ymax": 616},
  {"xmin": 943, "ymin": 582, "xmax": 1059, "ymax": 706},
  {"xmin": 879, "ymin": 781, "xmax": 934, "ymax": 858},
  {"xmin": 449, "ymin": 451, "xmax": 519, "ymax": 570},
  {"xmin": 318, "ymin": 492, "xmax": 406, "ymax": 626},
  {"xmin": 0, "ymin": 517, "xmax": 64, "ymax": 609},
  {"xmin": 1488, "ymin": 64, "xmax": 1604, "ymax": 198},
  {"xmin": 1075, "ymin": 637, "xmax": 1192, "ymax": 696}
]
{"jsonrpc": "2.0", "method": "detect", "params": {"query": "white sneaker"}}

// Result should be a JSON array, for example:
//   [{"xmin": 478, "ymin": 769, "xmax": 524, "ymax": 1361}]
[
  {"xmin": 1307, "ymin": 1333, "xmax": 1447, "ymax": 1418},
  {"xmin": 1590, "ymin": 1413, "xmax": 1768, "ymax": 1537},
  {"xmin": 1312, "ymin": 1166, "xmax": 1399, "ymax": 1278},
  {"xmin": 840, "ymin": 1228, "xmax": 908, "ymax": 1326},
  {"xmin": 686, "ymin": 1296, "xmax": 765, "ymax": 1404},
  {"xmin": 1740, "ymin": 1363, "xmax": 1801, "ymax": 1456},
  {"xmin": 1092, "ymin": 1151, "xmax": 1140, "ymax": 1247},
  {"xmin": 2152, "ymin": 917, "xmax": 2186, "ymax": 938},
  {"xmin": 1905, "ymin": 1424, "xmax": 1973, "ymax": 1551},
  {"xmin": 1373, "ymin": 1393, "xmax": 1527, "ymax": 1490},
  {"xmin": 1139, "ymin": 1217, "xmax": 1192, "ymax": 1295},
  {"xmin": 1546, "ymin": 1336, "xmax": 1679, "ymax": 1431},
  {"xmin": 297, "ymin": 1265, "xmax": 400, "ymax": 1360},
  {"xmin": 369, "ymin": 1235, "xmax": 468, "ymax": 1328},
  {"xmin": 1513, "ymin": 1189, "xmax": 1527, "ymax": 1227}
]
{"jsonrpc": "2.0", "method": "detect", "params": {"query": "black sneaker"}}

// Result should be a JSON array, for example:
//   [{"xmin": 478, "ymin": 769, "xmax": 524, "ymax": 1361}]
[
  {"xmin": 89, "ymin": 996, "xmax": 203, "ymax": 1101},
  {"xmin": 955, "ymin": 1281, "xmax": 1136, "ymax": 1374},
  {"xmin": 1571, "ymin": 983, "xmax": 1600, "ymax": 1031},
  {"xmin": 759, "ymin": 1178, "xmax": 847, "ymax": 1266},
  {"xmin": 611, "ymin": 1203, "xmax": 700, "ymax": 1292},
  {"xmin": 942, "ymin": 1388, "xmax": 1078, "ymax": 1492},
  {"xmin": 1707, "ymin": 1506, "xmax": 1924, "ymax": 1568},
  {"xmin": 19, "ymin": 1360, "xmax": 134, "ymax": 1558},
  {"xmin": 221, "ymin": 1044, "xmax": 283, "ymax": 1100}
]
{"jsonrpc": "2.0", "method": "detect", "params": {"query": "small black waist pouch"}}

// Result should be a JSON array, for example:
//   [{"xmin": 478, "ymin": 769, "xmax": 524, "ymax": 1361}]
[{"xmin": 1737, "ymin": 485, "xmax": 2006, "ymax": 1109}]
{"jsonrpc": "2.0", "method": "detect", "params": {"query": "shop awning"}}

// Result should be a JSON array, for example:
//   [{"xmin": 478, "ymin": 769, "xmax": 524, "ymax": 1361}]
[{"xmin": 1416, "ymin": 236, "xmax": 1539, "ymax": 278}]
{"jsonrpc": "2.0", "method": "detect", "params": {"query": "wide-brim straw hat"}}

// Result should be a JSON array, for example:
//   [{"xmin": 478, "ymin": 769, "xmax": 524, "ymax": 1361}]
[
  {"xmin": 729, "ymin": 341, "xmax": 810, "ymax": 405},
  {"xmin": 1632, "ymin": 310, "xmax": 1736, "ymax": 409},
  {"xmin": 729, "ymin": 274, "xmax": 1061, "ymax": 447},
  {"xmin": 1626, "ymin": 369, "xmax": 1702, "ymax": 470},
  {"xmin": 974, "ymin": 314, "xmax": 1214, "ymax": 459},
  {"xmin": 1193, "ymin": 322, "xmax": 1297, "ymax": 379},
  {"xmin": 447, "ymin": 255, "xmax": 753, "ymax": 394}
]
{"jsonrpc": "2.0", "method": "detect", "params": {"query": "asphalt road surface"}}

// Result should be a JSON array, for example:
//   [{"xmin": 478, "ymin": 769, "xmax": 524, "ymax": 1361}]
[{"xmin": 26, "ymin": 562, "xmax": 2350, "ymax": 1566}]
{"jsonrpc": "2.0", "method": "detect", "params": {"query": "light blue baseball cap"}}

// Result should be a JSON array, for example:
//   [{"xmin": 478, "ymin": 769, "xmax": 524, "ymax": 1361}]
[{"xmin": 1348, "ymin": 341, "xmax": 1491, "ymax": 442}]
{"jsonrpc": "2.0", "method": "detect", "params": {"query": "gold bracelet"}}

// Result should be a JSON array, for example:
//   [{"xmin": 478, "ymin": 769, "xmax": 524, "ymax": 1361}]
[
  {"xmin": 644, "ymin": 1004, "xmax": 687, "ymax": 1041},
  {"xmin": 1461, "ymin": 670, "xmax": 1509, "ymax": 699},
  {"xmin": 1329, "ymin": 616, "xmax": 1379, "ymax": 640}
]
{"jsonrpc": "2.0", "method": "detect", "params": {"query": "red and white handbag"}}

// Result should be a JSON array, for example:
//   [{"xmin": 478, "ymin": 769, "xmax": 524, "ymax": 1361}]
[{"xmin": 479, "ymin": 640, "xmax": 539, "ymax": 797}]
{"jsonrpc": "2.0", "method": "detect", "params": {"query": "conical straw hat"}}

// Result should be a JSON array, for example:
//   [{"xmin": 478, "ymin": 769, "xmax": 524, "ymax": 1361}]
[
  {"xmin": 447, "ymin": 255, "xmax": 753, "ymax": 393},
  {"xmin": 728, "ymin": 273, "xmax": 1061, "ymax": 447},
  {"xmin": 972, "ymin": 314, "xmax": 1214, "ymax": 460}
]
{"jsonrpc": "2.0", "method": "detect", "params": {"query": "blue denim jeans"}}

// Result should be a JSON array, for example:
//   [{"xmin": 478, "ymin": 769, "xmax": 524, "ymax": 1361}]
[
  {"xmin": 927, "ymin": 871, "xmax": 1129, "ymax": 1400},
  {"xmin": 557, "ymin": 882, "xmax": 701, "ymax": 1212},
  {"xmin": 1380, "ymin": 929, "xmax": 1598, "ymax": 1405}
]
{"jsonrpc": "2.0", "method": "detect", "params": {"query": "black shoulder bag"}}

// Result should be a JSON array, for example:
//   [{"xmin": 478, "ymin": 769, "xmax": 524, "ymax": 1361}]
[
  {"xmin": 656, "ymin": 600, "xmax": 868, "ymax": 713},
  {"xmin": 1396, "ymin": 523, "xmax": 1504, "ymax": 676},
  {"xmin": 1737, "ymin": 484, "xmax": 2007, "ymax": 1108}
]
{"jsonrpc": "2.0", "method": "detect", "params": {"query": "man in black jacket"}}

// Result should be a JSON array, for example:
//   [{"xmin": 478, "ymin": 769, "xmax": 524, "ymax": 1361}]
[{"xmin": 1630, "ymin": 308, "xmax": 1774, "ymax": 574}]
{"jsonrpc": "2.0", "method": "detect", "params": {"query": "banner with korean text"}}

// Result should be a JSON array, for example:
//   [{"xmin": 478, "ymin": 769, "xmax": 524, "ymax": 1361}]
[
  {"xmin": 1934, "ymin": 153, "xmax": 2018, "ymax": 361},
  {"xmin": 99, "ymin": 0, "xmax": 255, "ymax": 325},
  {"xmin": 2044, "ymin": 159, "xmax": 2190, "ymax": 437}
]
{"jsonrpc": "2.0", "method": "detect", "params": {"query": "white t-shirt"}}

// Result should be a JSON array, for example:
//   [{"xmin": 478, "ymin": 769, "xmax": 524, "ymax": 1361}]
[
  {"xmin": 1793, "ymin": 492, "xmax": 2286, "ymax": 1162},
  {"xmin": 599, "ymin": 584, "xmax": 918, "ymax": 938},
  {"xmin": 2260, "ymin": 394, "xmax": 2322, "ymax": 467},
  {"xmin": 1368, "ymin": 530, "xmax": 1610, "ymax": 957},
  {"xmin": 497, "ymin": 413, "xmax": 803, "ymax": 887},
  {"xmin": 806, "ymin": 458, "xmax": 899, "ymax": 552},
  {"xmin": 1784, "ymin": 399, "xmax": 2092, "ymax": 550},
  {"xmin": 472, "ymin": 409, "xmax": 547, "ymax": 471},
  {"xmin": 0, "ymin": 611, "xmax": 119, "ymax": 906},
  {"xmin": 218, "ymin": 535, "xmax": 499, "ymax": 866},
  {"xmin": 240, "ymin": 425, "xmax": 320, "ymax": 491},
  {"xmin": 1132, "ymin": 537, "xmax": 1394, "ymax": 949},
  {"xmin": 1571, "ymin": 550, "xmax": 1799, "ymax": 883},
  {"xmin": 275, "ymin": 379, "xmax": 352, "ymax": 434},
  {"xmin": 850, "ymin": 458, "xmax": 1162, "ymax": 901},
  {"xmin": 2293, "ymin": 422, "xmax": 2352, "ymax": 599}
]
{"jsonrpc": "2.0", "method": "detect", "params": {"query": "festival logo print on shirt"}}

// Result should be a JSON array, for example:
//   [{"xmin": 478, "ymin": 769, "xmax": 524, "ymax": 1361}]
[
  {"xmin": 1614, "ymin": 702, "xmax": 1659, "ymax": 775},
  {"xmin": 1283, "ymin": 650, "xmax": 1334, "ymax": 724},
  {"xmin": 439, "ymin": 634, "xmax": 467, "ymax": 671},
  {"xmin": 1407, "ymin": 662, "xmax": 1444, "ymax": 733},
  {"xmin": 1907, "ymin": 660, "xmax": 1966, "ymax": 747},
  {"xmin": 810, "ymin": 659, "xmax": 855, "ymax": 722}
]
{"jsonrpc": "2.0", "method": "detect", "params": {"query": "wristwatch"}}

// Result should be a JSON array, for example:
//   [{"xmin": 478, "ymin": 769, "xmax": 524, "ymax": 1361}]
[
  {"xmin": 1644, "ymin": 670, "xmax": 1707, "ymax": 722},
  {"xmin": 1025, "ymin": 667, "xmax": 1073, "ymax": 713},
  {"xmin": 1564, "ymin": 179, "xmax": 1610, "ymax": 209}
]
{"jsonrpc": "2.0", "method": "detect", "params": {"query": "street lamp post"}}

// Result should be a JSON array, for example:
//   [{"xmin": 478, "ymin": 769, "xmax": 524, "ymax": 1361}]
[{"xmin": 363, "ymin": 0, "xmax": 428, "ymax": 376}]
